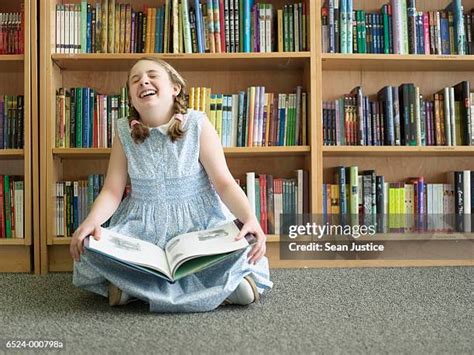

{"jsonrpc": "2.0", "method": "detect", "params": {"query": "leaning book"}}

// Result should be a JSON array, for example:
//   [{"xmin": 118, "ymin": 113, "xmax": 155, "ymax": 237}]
[{"xmin": 84, "ymin": 220, "xmax": 255, "ymax": 282}]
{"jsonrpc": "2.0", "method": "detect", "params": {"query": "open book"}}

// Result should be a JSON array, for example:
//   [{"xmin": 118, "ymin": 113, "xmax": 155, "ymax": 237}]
[{"xmin": 84, "ymin": 220, "xmax": 255, "ymax": 282}]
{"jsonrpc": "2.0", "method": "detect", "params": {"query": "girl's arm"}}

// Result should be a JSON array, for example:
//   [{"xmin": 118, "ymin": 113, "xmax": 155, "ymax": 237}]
[
  {"xmin": 70, "ymin": 135, "xmax": 128, "ymax": 261},
  {"xmin": 199, "ymin": 118, "xmax": 266, "ymax": 265}
]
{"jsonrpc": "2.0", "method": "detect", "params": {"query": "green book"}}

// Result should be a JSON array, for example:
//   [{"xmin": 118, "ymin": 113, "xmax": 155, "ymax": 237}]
[
  {"xmin": 85, "ymin": 220, "xmax": 255, "ymax": 282},
  {"xmin": 3, "ymin": 176, "xmax": 11, "ymax": 238}
]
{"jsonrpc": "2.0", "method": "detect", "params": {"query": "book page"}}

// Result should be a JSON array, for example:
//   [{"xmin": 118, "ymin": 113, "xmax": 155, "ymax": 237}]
[
  {"xmin": 165, "ymin": 221, "xmax": 251, "ymax": 274},
  {"xmin": 87, "ymin": 227, "xmax": 171, "ymax": 279}
]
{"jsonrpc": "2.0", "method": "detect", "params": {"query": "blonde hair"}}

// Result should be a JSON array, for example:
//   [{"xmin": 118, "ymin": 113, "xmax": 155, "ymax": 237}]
[{"xmin": 127, "ymin": 57, "xmax": 188, "ymax": 143}]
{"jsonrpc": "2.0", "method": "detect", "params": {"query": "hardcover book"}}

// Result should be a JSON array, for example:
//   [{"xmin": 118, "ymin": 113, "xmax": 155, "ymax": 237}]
[{"xmin": 85, "ymin": 220, "xmax": 255, "ymax": 282}]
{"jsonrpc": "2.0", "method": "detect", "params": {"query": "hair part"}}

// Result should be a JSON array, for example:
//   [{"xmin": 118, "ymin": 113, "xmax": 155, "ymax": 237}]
[{"xmin": 127, "ymin": 57, "xmax": 188, "ymax": 144}]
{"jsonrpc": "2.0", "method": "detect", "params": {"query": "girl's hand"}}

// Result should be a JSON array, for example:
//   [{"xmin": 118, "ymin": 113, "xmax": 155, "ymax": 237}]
[
  {"xmin": 235, "ymin": 217, "xmax": 266, "ymax": 265},
  {"xmin": 70, "ymin": 221, "xmax": 102, "ymax": 262}
]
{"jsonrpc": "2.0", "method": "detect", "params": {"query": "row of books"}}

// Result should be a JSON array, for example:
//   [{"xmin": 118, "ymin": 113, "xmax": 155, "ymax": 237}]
[
  {"xmin": 55, "ymin": 88, "xmax": 129, "ymax": 149},
  {"xmin": 55, "ymin": 175, "xmax": 108, "ymax": 238},
  {"xmin": 0, "ymin": 176, "xmax": 24, "ymax": 239},
  {"xmin": 241, "ymin": 170, "xmax": 308, "ymax": 235},
  {"xmin": 322, "ymin": 0, "xmax": 469, "ymax": 55},
  {"xmin": 324, "ymin": 167, "xmax": 473, "ymax": 217},
  {"xmin": 322, "ymin": 81, "xmax": 474, "ymax": 147},
  {"xmin": 54, "ymin": 0, "xmax": 307, "ymax": 54},
  {"xmin": 0, "ymin": 96, "xmax": 24, "ymax": 150},
  {"xmin": 0, "ymin": 8, "xmax": 24, "ymax": 54},
  {"xmin": 188, "ymin": 86, "xmax": 307, "ymax": 147}
]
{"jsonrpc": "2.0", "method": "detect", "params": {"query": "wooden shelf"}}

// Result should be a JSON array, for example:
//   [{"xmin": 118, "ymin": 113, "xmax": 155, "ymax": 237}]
[
  {"xmin": 322, "ymin": 53, "xmax": 474, "ymax": 72},
  {"xmin": 53, "ymin": 148, "xmax": 111, "ymax": 159},
  {"xmin": 53, "ymin": 146, "xmax": 310, "ymax": 158},
  {"xmin": 0, "ymin": 149, "xmax": 24, "ymax": 158},
  {"xmin": 52, "ymin": 52, "xmax": 311, "ymax": 71},
  {"xmin": 0, "ymin": 54, "xmax": 24, "ymax": 72},
  {"xmin": 52, "ymin": 237, "xmax": 72, "ymax": 245},
  {"xmin": 0, "ymin": 238, "xmax": 28, "ymax": 245},
  {"xmin": 323, "ymin": 146, "xmax": 474, "ymax": 157}
]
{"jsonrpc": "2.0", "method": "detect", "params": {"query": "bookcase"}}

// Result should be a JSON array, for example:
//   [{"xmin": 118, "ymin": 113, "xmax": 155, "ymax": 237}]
[
  {"xmin": 0, "ymin": 0, "xmax": 36, "ymax": 272},
  {"xmin": 39, "ymin": 0, "xmax": 318, "ymax": 273},
  {"xmin": 39, "ymin": 0, "xmax": 474, "ymax": 273},
  {"xmin": 319, "ymin": 0, "xmax": 474, "ymax": 268}
]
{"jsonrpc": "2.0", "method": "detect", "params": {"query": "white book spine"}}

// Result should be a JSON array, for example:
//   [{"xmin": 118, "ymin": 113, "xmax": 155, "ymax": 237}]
[
  {"xmin": 231, "ymin": 94, "xmax": 239, "ymax": 147},
  {"xmin": 246, "ymin": 172, "xmax": 256, "ymax": 216},
  {"xmin": 463, "ymin": 170, "xmax": 471, "ymax": 214},
  {"xmin": 259, "ymin": 4, "xmax": 265, "ymax": 53},
  {"xmin": 449, "ymin": 87, "xmax": 456, "ymax": 146}
]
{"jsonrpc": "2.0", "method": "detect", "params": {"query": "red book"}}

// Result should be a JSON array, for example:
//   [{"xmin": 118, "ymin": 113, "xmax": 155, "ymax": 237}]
[{"xmin": 219, "ymin": 0, "xmax": 226, "ymax": 53}]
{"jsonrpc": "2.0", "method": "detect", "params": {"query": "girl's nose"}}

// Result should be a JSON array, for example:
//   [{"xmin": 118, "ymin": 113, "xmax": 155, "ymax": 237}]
[{"xmin": 139, "ymin": 77, "xmax": 150, "ymax": 86}]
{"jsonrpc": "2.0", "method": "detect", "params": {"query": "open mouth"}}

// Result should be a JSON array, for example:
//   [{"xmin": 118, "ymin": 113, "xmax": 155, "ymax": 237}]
[{"xmin": 139, "ymin": 89, "xmax": 157, "ymax": 98}]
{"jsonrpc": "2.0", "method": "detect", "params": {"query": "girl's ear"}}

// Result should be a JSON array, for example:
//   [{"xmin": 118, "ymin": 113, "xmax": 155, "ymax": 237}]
[{"xmin": 173, "ymin": 83, "xmax": 182, "ymax": 97}]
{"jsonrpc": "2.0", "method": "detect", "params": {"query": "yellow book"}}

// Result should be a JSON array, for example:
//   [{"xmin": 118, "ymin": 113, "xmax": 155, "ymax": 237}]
[
  {"xmin": 189, "ymin": 87, "xmax": 195, "ymax": 110},
  {"xmin": 114, "ymin": 4, "xmax": 120, "ymax": 52},
  {"xmin": 207, "ymin": 0, "xmax": 215, "ymax": 53},
  {"xmin": 172, "ymin": 0, "xmax": 179, "ymax": 53},
  {"xmin": 388, "ymin": 185, "xmax": 395, "ymax": 230},
  {"xmin": 124, "ymin": 4, "xmax": 131, "ymax": 53},
  {"xmin": 200, "ymin": 87, "xmax": 208, "ymax": 114},
  {"xmin": 215, "ymin": 94, "xmax": 223, "ymax": 139},
  {"xmin": 277, "ymin": 9, "xmax": 283, "ymax": 52},
  {"xmin": 101, "ymin": 0, "xmax": 108, "ymax": 52},
  {"xmin": 205, "ymin": 88, "xmax": 211, "ymax": 118},
  {"xmin": 120, "ymin": 4, "xmax": 126, "ymax": 53},
  {"xmin": 209, "ymin": 95, "xmax": 217, "ymax": 128},
  {"xmin": 150, "ymin": 8, "xmax": 156, "ymax": 53},
  {"xmin": 107, "ymin": 0, "xmax": 115, "ymax": 53},
  {"xmin": 194, "ymin": 87, "xmax": 201, "ymax": 112},
  {"xmin": 331, "ymin": 185, "xmax": 340, "ymax": 214}
]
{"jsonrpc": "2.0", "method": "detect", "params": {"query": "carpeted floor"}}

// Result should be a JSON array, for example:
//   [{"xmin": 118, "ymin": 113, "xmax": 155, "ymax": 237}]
[{"xmin": 0, "ymin": 267, "xmax": 472, "ymax": 354}]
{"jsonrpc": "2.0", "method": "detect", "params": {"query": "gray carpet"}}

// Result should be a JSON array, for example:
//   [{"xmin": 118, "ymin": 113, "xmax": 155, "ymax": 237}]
[{"xmin": 0, "ymin": 267, "xmax": 472, "ymax": 354}]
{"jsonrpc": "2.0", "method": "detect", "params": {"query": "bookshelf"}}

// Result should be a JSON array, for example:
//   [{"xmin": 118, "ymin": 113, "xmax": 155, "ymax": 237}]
[
  {"xmin": 38, "ymin": 0, "xmax": 474, "ymax": 273},
  {"xmin": 0, "ymin": 0, "xmax": 35, "ymax": 272},
  {"xmin": 39, "ymin": 0, "xmax": 317, "ymax": 273},
  {"xmin": 319, "ymin": 0, "xmax": 474, "ymax": 268}
]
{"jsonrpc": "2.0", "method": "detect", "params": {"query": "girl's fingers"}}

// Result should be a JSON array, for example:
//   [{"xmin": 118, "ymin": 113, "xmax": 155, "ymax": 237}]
[
  {"xmin": 92, "ymin": 226, "xmax": 101, "ymax": 240},
  {"xmin": 235, "ymin": 227, "xmax": 249, "ymax": 241}
]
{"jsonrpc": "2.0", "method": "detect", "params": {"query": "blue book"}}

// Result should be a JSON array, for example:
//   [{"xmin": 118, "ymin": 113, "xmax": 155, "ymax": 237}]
[
  {"xmin": 155, "ymin": 7, "xmax": 162, "ymax": 53},
  {"xmin": 87, "ymin": 4, "xmax": 92, "ymax": 52},
  {"xmin": 445, "ymin": 0, "xmax": 466, "ymax": 54},
  {"xmin": 279, "ymin": 95, "xmax": 286, "ymax": 146},
  {"xmin": 440, "ymin": 12, "xmax": 450, "ymax": 54},
  {"xmin": 194, "ymin": 0, "xmax": 204, "ymax": 53},
  {"xmin": 347, "ymin": 0, "xmax": 353, "ymax": 53},
  {"xmin": 243, "ymin": 0, "xmax": 254, "ymax": 52},
  {"xmin": 83, "ymin": 88, "xmax": 90, "ymax": 148},
  {"xmin": 237, "ymin": 91, "xmax": 246, "ymax": 147}
]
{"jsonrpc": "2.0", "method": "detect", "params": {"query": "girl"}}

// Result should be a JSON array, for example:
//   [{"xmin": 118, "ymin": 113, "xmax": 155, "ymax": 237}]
[{"xmin": 70, "ymin": 57, "xmax": 273, "ymax": 312}]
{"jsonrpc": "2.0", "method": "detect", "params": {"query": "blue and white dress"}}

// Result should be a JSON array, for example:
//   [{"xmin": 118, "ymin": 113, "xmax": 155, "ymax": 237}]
[{"xmin": 73, "ymin": 109, "xmax": 273, "ymax": 312}]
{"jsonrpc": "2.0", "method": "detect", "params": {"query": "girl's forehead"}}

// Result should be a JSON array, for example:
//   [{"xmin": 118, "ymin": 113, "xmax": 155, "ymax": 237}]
[{"xmin": 130, "ymin": 60, "xmax": 167, "ymax": 77}]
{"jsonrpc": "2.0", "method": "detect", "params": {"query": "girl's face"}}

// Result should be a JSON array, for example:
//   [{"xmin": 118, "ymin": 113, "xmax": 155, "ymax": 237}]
[{"xmin": 128, "ymin": 60, "xmax": 181, "ymax": 116}]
